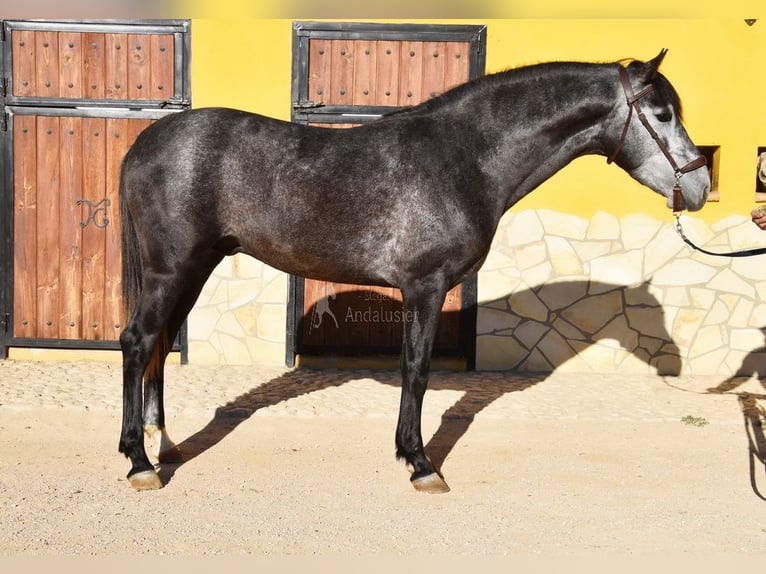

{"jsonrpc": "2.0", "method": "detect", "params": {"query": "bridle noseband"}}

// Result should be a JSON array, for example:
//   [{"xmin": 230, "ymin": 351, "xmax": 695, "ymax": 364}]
[{"xmin": 607, "ymin": 66, "xmax": 707, "ymax": 213}]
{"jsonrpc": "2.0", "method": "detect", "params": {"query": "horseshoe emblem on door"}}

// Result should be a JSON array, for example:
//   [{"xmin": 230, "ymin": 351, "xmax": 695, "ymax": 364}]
[{"xmin": 76, "ymin": 198, "xmax": 111, "ymax": 229}]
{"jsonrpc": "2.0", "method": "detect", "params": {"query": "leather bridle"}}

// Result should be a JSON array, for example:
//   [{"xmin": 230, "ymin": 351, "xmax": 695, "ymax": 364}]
[
  {"xmin": 607, "ymin": 65, "xmax": 707, "ymax": 213},
  {"xmin": 608, "ymin": 65, "xmax": 766, "ymax": 257}
]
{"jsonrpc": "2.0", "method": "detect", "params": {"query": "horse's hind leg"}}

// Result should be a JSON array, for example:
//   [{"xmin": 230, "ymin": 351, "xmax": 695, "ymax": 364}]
[
  {"xmin": 143, "ymin": 353, "xmax": 180, "ymax": 464},
  {"xmin": 142, "ymin": 258, "xmax": 222, "ymax": 464},
  {"xmin": 120, "ymin": 253, "xmax": 222, "ymax": 490},
  {"xmin": 396, "ymin": 278, "xmax": 451, "ymax": 493}
]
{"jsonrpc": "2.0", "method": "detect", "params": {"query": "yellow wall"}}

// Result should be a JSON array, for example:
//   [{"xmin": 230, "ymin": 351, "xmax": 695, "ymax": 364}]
[{"xmin": 191, "ymin": 18, "xmax": 766, "ymax": 223}]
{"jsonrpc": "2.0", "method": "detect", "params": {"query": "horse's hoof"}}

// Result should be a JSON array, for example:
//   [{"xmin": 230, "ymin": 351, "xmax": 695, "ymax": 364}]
[
  {"xmin": 128, "ymin": 469, "xmax": 163, "ymax": 491},
  {"xmin": 411, "ymin": 472, "xmax": 451, "ymax": 493}
]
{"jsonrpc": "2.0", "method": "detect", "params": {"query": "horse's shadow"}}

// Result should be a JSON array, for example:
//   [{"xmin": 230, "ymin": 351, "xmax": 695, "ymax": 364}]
[
  {"xmin": 159, "ymin": 279, "xmax": 682, "ymax": 485},
  {"xmin": 706, "ymin": 332, "xmax": 766, "ymax": 500}
]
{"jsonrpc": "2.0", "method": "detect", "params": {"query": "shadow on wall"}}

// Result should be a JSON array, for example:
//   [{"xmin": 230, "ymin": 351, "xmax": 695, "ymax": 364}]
[
  {"xmin": 476, "ymin": 279, "xmax": 681, "ymax": 375},
  {"xmin": 160, "ymin": 280, "xmax": 681, "ymax": 486},
  {"xmin": 297, "ymin": 278, "xmax": 682, "ymax": 375}
]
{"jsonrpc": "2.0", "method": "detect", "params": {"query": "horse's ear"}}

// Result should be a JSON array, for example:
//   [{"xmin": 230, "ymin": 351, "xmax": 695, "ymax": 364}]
[{"xmin": 641, "ymin": 49, "xmax": 668, "ymax": 81}]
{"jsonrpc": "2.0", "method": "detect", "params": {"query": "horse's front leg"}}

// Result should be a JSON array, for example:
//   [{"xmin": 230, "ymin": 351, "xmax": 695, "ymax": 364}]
[{"xmin": 396, "ymin": 279, "xmax": 451, "ymax": 493}]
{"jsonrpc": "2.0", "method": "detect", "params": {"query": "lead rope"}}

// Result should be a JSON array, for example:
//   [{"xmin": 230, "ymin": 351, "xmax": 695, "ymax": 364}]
[{"xmin": 673, "ymin": 207, "xmax": 766, "ymax": 258}]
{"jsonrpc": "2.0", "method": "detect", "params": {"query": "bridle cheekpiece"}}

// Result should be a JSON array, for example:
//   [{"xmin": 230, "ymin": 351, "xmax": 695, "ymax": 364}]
[{"xmin": 607, "ymin": 65, "xmax": 707, "ymax": 213}]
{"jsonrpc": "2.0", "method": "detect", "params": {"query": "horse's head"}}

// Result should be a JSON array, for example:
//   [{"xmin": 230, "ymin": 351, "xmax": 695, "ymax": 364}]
[{"xmin": 606, "ymin": 50, "xmax": 710, "ymax": 212}]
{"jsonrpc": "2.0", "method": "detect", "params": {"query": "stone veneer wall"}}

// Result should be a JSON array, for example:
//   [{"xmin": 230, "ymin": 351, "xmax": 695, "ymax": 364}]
[
  {"xmin": 187, "ymin": 209, "xmax": 766, "ymax": 377},
  {"xmin": 478, "ymin": 209, "xmax": 766, "ymax": 376},
  {"xmin": 188, "ymin": 253, "xmax": 288, "ymax": 366}
]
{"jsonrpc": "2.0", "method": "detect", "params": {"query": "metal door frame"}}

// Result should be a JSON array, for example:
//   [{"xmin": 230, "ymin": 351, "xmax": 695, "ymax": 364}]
[
  {"xmin": 0, "ymin": 19, "xmax": 191, "ymax": 359},
  {"xmin": 286, "ymin": 21, "xmax": 487, "ymax": 369}
]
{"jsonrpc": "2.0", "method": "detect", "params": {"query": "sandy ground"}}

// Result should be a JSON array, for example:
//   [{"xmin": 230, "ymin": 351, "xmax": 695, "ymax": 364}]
[{"xmin": 1, "ymin": 359, "xmax": 766, "ymax": 559}]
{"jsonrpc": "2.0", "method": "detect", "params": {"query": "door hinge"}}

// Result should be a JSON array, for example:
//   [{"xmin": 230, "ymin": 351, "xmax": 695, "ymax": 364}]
[
  {"xmin": 3, "ymin": 313, "xmax": 9, "ymax": 333},
  {"xmin": 1, "ymin": 111, "xmax": 7, "ymax": 132},
  {"xmin": 292, "ymin": 99, "xmax": 325, "ymax": 110},
  {"xmin": 160, "ymin": 96, "xmax": 190, "ymax": 109}
]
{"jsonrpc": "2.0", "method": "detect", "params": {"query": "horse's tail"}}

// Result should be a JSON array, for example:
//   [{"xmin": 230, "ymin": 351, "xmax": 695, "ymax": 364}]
[
  {"xmin": 119, "ymin": 155, "xmax": 169, "ymax": 380},
  {"xmin": 119, "ymin": 158, "xmax": 142, "ymax": 318}
]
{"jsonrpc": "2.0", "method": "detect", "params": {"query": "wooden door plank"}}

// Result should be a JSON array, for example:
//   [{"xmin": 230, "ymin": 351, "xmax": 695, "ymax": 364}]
[
  {"xmin": 352, "ymin": 40, "xmax": 376, "ymax": 106},
  {"xmin": 83, "ymin": 33, "xmax": 106, "ymax": 99},
  {"xmin": 367, "ymin": 286, "xmax": 397, "ymax": 349},
  {"xmin": 435, "ymin": 284, "xmax": 462, "ymax": 348},
  {"xmin": 11, "ymin": 29, "xmax": 37, "ymax": 97},
  {"xmin": 444, "ymin": 42, "xmax": 470, "ymax": 91},
  {"xmin": 375, "ymin": 41, "xmax": 400, "ymax": 107},
  {"xmin": 35, "ymin": 116, "xmax": 61, "ymax": 339},
  {"xmin": 35, "ymin": 30, "xmax": 60, "ymax": 99},
  {"xmin": 149, "ymin": 34, "xmax": 175, "ymax": 101},
  {"xmin": 13, "ymin": 115, "xmax": 38, "ymax": 338},
  {"xmin": 102, "ymin": 118, "xmax": 147, "ymax": 340},
  {"xmin": 329, "ymin": 39, "xmax": 354, "ymax": 106},
  {"xmin": 127, "ymin": 34, "xmax": 150, "ymax": 100},
  {"xmin": 105, "ymin": 33, "xmax": 127, "ymax": 100},
  {"xmin": 421, "ymin": 41, "xmax": 447, "ymax": 100},
  {"xmin": 81, "ymin": 118, "xmax": 107, "ymax": 340},
  {"xmin": 398, "ymin": 41, "xmax": 423, "ymax": 105},
  {"xmin": 59, "ymin": 32, "xmax": 84, "ymax": 99},
  {"xmin": 308, "ymin": 38, "xmax": 332, "ymax": 105},
  {"xmin": 59, "ymin": 116, "xmax": 84, "ymax": 340},
  {"xmin": 302, "ymin": 278, "xmax": 332, "ymax": 347},
  {"xmin": 331, "ymin": 282, "xmax": 369, "ymax": 347}
]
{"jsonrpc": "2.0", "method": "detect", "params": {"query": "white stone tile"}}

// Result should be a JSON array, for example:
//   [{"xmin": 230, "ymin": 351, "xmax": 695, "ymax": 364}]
[
  {"xmin": 570, "ymin": 240, "xmax": 612, "ymax": 262},
  {"xmin": 729, "ymin": 328, "xmax": 764, "ymax": 352},
  {"xmin": 476, "ymin": 307, "xmax": 521, "ymax": 335},
  {"xmin": 707, "ymin": 268, "xmax": 755, "ymax": 298},
  {"xmin": 514, "ymin": 242, "xmax": 547, "ymax": 271},
  {"xmin": 509, "ymin": 288, "xmax": 549, "ymax": 322},
  {"xmin": 538, "ymin": 209, "xmax": 588, "ymax": 240},
  {"xmin": 652, "ymin": 258, "xmax": 716, "ymax": 286},
  {"xmin": 216, "ymin": 311, "xmax": 246, "ymax": 337},
  {"xmin": 560, "ymin": 290, "xmax": 623, "ymax": 335},
  {"xmin": 688, "ymin": 325, "xmax": 725, "ymax": 358},
  {"xmin": 689, "ymin": 287, "xmax": 715, "ymax": 309},
  {"xmin": 520, "ymin": 261, "xmax": 553, "ymax": 287},
  {"xmin": 731, "ymin": 256, "xmax": 766, "ymax": 281},
  {"xmin": 590, "ymin": 250, "xmax": 643, "ymax": 286},
  {"xmin": 478, "ymin": 272, "xmax": 522, "ymax": 303},
  {"xmin": 545, "ymin": 236, "xmax": 584, "ymax": 275},
  {"xmin": 729, "ymin": 298, "xmax": 755, "ymax": 328},
  {"xmin": 643, "ymin": 225, "xmax": 687, "ymax": 276},
  {"xmin": 476, "ymin": 335, "xmax": 527, "ymax": 370},
  {"xmin": 586, "ymin": 211, "xmax": 620, "ymax": 240},
  {"xmin": 671, "ymin": 307, "xmax": 707, "ymax": 348},
  {"xmin": 515, "ymin": 320, "xmax": 550, "ymax": 350},
  {"xmin": 502, "ymin": 210, "xmax": 544, "ymax": 246},
  {"xmin": 537, "ymin": 279, "xmax": 588, "ymax": 311},
  {"xmin": 256, "ymin": 304, "xmax": 287, "ymax": 342},
  {"xmin": 620, "ymin": 213, "xmax": 661, "ymax": 250},
  {"xmin": 187, "ymin": 306, "xmax": 220, "ymax": 340},
  {"xmin": 702, "ymin": 299, "xmax": 730, "ymax": 326}
]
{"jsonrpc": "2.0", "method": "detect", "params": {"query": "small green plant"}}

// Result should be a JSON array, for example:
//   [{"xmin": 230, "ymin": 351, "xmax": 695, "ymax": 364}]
[{"xmin": 681, "ymin": 415, "xmax": 709, "ymax": 427}]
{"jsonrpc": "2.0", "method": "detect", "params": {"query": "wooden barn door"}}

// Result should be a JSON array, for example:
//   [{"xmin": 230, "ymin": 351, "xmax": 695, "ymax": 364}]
[
  {"xmin": 0, "ymin": 20, "xmax": 190, "ymax": 358},
  {"xmin": 288, "ymin": 22, "xmax": 486, "ymax": 369}
]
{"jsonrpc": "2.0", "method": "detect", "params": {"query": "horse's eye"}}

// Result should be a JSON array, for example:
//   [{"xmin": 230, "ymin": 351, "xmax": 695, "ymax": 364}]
[{"xmin": 655, "ymin": 110, "xmax": 672, "ymax": 123}]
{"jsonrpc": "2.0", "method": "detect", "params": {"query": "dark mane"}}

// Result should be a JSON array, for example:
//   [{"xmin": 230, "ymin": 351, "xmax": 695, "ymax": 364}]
[{"xmin": 380, "ymin": 60, "xmax": 616, "ymax": 121}]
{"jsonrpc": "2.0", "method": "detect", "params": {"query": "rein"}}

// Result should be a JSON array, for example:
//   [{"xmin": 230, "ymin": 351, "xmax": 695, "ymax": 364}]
[{"xmin": 609, "ymin": 64, "xmax": 766, "ymax": 257}]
